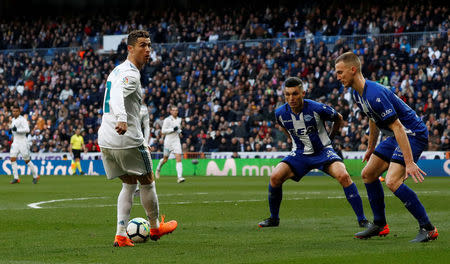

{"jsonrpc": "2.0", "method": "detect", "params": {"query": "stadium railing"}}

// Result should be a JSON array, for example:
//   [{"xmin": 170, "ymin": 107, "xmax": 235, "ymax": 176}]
[{"xmin": 1, "ymin": 31, "xmax": 443, "ymax": 61}]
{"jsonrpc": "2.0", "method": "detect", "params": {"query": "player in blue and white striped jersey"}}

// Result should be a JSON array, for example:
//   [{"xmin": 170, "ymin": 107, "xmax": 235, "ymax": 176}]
[
  {"xmin": 258, "ymin": 77, "xmax": 368, "ymax": 229},
  {"xmin": 335, "ymin": 51, "xmax": 438, "ymax": 242}
]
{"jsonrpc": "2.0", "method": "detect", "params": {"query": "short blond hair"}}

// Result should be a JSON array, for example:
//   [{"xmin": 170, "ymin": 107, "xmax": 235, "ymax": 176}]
[{"xmin": 335, "ymin": 51, "xmax": 361, "ymax": 73}]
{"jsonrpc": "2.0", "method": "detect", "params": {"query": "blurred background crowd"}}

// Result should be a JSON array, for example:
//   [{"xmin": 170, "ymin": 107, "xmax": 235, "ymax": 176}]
[{"xmin": 0, "ymin": 1, "xmax": 448, "ymax": 155}]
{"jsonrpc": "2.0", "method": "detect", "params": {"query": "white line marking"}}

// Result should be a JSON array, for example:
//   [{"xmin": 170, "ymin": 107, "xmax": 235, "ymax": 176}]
[
  {"xmin": 23, "ymin": 190, "xmax": 445, "ymax": 210},
  {"xmin": 27, "ymin": 197, "xmax": 108, "ymax": 209}
]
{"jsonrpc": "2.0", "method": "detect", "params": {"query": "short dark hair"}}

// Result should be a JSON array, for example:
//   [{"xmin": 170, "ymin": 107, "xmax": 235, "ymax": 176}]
[
  {"xmin": 127, "ymin": 30, "xmax": 150, "ymax": 46},
  {"xmin": 284, "ymin": 77, "xmax": 303, "ymax": 89}
]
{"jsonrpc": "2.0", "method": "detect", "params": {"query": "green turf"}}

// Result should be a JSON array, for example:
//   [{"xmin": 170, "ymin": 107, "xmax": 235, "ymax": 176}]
[{"xmin": 0, "ymin": 175, "xmax": 449, "ymax": 264}]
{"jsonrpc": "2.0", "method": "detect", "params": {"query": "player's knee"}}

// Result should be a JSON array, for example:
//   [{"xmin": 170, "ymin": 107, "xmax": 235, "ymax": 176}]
[
  {"xmin": 138, "ymin": 173, "xmax": 153, "ymax": 185},
  {"xmin": 385, "ymin": 177, "xmax": 401, "ymax": 192},
  {"xmin": 270, "ymin": 173, "xmax": 285, "ymax": 187},
  {"xmin": 361, "ymin": 167, "xmax": 376, "ymax": 182},
  {"xmin": 336, "ymin": 172, "xmax": 352, "ymax": 186}
]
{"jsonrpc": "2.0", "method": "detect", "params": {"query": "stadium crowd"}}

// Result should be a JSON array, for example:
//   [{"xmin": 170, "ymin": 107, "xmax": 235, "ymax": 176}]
[
  {"xmin": 0, "ymin": 3, "xmax": 449, "ymax": 155},
  {"xmin": 1, "ymin": 3, "xmax": 448, "ymax": 49}
]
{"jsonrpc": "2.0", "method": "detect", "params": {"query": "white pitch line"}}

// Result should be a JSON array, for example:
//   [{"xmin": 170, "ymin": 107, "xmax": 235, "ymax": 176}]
[
  {"xmin": 24, "ymin": 190, "xmax": 444, "ymax": 210},
  {"xmin": 27, "ymin": 197, "xmax": 108, "ymax": 209}
]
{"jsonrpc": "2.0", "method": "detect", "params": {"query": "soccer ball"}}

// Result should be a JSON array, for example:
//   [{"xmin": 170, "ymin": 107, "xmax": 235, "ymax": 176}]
[{"xmin": 126, "ymin": 217, "xmax": 150, "ymax": 243}]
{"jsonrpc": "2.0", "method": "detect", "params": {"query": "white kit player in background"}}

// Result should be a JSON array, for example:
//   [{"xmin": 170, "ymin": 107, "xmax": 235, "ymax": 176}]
[
  {"xmin": 9, "ymin": 105, "xmax": 39, "ymax": 184},
  {"xmin": 155, "ymin": 106, "xmax": 185, "ymax": 183}
]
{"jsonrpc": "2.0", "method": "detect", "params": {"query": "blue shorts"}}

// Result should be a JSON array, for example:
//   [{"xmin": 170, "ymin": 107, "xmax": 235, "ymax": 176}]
[
  {"xmin": 281, "ymin": 147, "xmax": 343, "ymax": 182},
  {"xmin": 374, "ymin": 135, "xmax": 428, "ymax": 166}
]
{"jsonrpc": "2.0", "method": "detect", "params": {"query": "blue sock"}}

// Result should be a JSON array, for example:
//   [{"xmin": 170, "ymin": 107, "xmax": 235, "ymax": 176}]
[
  {"xmin": 268, "ymin": 184, "xmax": 282, "ymax": 220},
  {"xmin": 365, "ymin": 179, "xmax": 386, "ymax": 226},
  {"xmin": 394, "ymin": 184, "xmax": 431, "ymax": 227},
  {"xmin": 343, "ymin": 183, "xmax": 366, "ymax": 222}
]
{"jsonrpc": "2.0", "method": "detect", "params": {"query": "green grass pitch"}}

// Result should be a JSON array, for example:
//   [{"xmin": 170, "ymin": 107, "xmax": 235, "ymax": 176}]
[{"xmin": 0, "ymin": 174, "xmax": 449, "ymax": 264}]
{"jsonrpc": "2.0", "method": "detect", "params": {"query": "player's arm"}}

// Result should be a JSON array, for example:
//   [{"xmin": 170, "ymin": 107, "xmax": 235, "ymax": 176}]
[
  {"xmin": 110, "ymin": 72, "xmax": 138, "ymax": 135},
  {"xmin": 14, "ymin": 118, "xmax": 30, "ymax": 134},
  {"xmin": 329, "ymin": 112, "xmax": 343, "ymax": 140},
  {"xmin": 363, "ymin": 119, "xmax": 380, "ymax": 161},
  {"xmin": 142, "ymin": 112, "xmax": 151, "ymax": 144},
  {"xmin": 161, "ymin": 118, "xmax": 176, "ymax": 134},
  {"xmin": 82, "ymin": 138, "xmax": 87, "ymax": 153},
  {"xmin": 367, "ymin": 120, "xmax": 380, "ymax": 148},
  {"xmin": 389, "ymin": 119, "xmax": 426, "ymax": 183},
  {"xmin": 277, "ymin": 124, "xmax": 290, "ymax": 139}
]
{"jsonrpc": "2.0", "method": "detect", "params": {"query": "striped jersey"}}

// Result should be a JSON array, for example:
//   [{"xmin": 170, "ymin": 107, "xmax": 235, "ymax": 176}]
[
  {"xmin": 352, "ymin": 80, "xmax": 427, "ymax": 138},
  {"xmin": 275, "ymin": 99, "xmax": 338, "ymax": 155}
]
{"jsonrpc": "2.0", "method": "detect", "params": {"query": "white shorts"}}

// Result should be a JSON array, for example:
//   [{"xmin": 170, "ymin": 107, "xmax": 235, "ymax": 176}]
[
  {"xmin": 163, "ymin": 140, "xmax": 182, "ymax": 156},
  {"xmin": 100, "ymin": 145, "xmax": 153, "ymax": 180},
  {"xmin": 10, "ymin": 142, "xmax": 31, "ymax": 160}
]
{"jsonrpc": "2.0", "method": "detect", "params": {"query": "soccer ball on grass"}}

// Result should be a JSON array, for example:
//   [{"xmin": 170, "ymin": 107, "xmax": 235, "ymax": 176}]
[{"xmin": 127, "ymin": 217, "xmax": 150, "ymax": 243}]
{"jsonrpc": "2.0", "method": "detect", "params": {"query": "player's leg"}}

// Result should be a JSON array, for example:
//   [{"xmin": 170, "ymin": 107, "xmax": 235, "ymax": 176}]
[
  {"xmin": 114, "ymin": 175, "xmax": 137, "ymax": 247},
  {"xmin": 75, "ymin": 157, "xmax": 84, "ymax": 174},
  {"xmin": 355, "ymin": 138, "xmax": 396, "ymax": 239},
  {"xmin": 155, "ymin": 146, "xmax": 169, "ymax": 179},
  {"xmin": 134, "ymin": 145, "xmax": 177, "ymax": 240},
  {"xmin": 25, "ymin": 160, "xmax": 39, "ymax": 183},
  {"xmin": 325, "ymin": 161, "xmax": 367, "ymax": 227},
  {"xmin": 175, "ymin": 153, "xmax": 185, "ymax": 183},
  {"xmin": 10, "ymin": 156, "xmax": 20, "ymax": 183},
  {"xmin": 354, "ymin": 154, "xmax": 391, "ymax": 239},
  {"xmin": 258, "ymin": 161, "xmax": 295, "ymax": 227},
  {"xmin": 23, "ymin": 145, "xmax": 39, "ymax": 183},
  {"xmin": 100, "ymin": 147, "xmax": 135, "ymax": 247},
  {"xmin": 385, "ymin": 137, "xmax": 438, "ymax": 242}
]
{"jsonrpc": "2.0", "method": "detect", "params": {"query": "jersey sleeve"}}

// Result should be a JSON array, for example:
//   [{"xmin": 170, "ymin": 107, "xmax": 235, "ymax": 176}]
[
  {"xmin": 161, "ymin": 118, "xmax": 174, "ymax": 134},
  {"xmin": 275, "ymin": 111, "xmax": 285, "ymax": 129},
  {"xmin": 368, "ymin": 89, "xmax": 398, "ymax": 125},
  {"xmin": 109, "ymin": 71, "xmax": 139, "ymax": 123},
  {"xmin": 17, "ymin": 117, "xmax": 30, "ymax": 133},
  {"xmin": 318, "ymin": 103, "xmax": 338, "ymax": 121}
]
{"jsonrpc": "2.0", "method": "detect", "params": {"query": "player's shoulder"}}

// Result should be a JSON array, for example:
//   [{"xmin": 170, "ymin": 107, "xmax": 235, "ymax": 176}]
[
  {"xmin": 275, "ymin": 103, "xmax": 289, "ymax": 116},
  {"xmin": 365, "ymin": 80, "xmax": 390, "ymax": 100},
  {"xmin": 116, "ymin": 60, "xmax": 140, "ymax": 78},
  {"xmin": 304, "ymin": 99, "xmax": 323, "ymax": 109}
]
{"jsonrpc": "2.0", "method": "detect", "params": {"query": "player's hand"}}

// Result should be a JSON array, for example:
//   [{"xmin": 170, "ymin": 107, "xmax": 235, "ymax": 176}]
[
  {"xmin": 173, "ymin": 126, "xmax": 178, "ymax": 132},
  {"xmin": 115, "ymin": 122, "xmax": 128, "ymax": 135},
  {"xmin": 405, "ymin": 162, "xmax": 426, "ymax": 183},
  {"xmin": 362, "ymin": 148, "xmax": 374, "ymax": 163},
  {"xmin": 12, "ymin": 126, "xmax": 17, "ymax": 132}
]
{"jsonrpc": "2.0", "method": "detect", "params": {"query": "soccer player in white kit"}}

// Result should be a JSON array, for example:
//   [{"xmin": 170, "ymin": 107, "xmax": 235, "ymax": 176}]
[
  {"xmin": 9, "ymin": 105, "xmax": 39, "ymax": 184},
  {"xmin": 155, "ymin": 106, "xmax": 185, "ymax": 183},
  {"xmin": 98, "ymin": 30, "xmax": 177, "ymax": 247}
]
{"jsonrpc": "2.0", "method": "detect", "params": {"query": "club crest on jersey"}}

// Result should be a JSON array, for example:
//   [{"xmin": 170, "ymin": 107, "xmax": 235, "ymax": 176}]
[
  {"xmin": 304, "ymin": 115, "xmax": 313, "ymax": 122},
  {"xmin": 376, "ymin": 98, "xmax": 381, "ymax": 102}
]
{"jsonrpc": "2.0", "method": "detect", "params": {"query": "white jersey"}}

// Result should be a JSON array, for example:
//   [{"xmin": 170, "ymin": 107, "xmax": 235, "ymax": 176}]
[
  {"xmin": 10, "ymin": 115, "xmax": 30, "ymax": 144},
  {"xmin": 161, "ymin": 115, "xmax": 182, "ymax": 144},
  {"xmin": 140, "ymin": 105, "xmax": 150, "ymax": 145},
  {"xmin": 98, "ymin": 59, "xmax": 144, "ymax": 149}
]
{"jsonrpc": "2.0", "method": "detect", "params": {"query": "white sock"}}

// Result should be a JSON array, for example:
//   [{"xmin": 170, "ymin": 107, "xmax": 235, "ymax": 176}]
[
  {"xmin": 27, "ymin": 162, "xmax": 38, "ymax": 178},
  {"xmin": 11, "ymin": 161, "xmax": 19, "ymax": 180},
  {"xmin": 116, "ymin": 183, "xmax": 137, "ymax": 236},
  {"xmin": 176, "ymin": 162, "xmax": 183, "ymax": 178},
  {"xmin": 156, "ymin": 158, "xmax": 164, "ymax": 171},
  {"xmin": 140, "ymin": 183, "xmax": 160, "ymax": 229}
]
